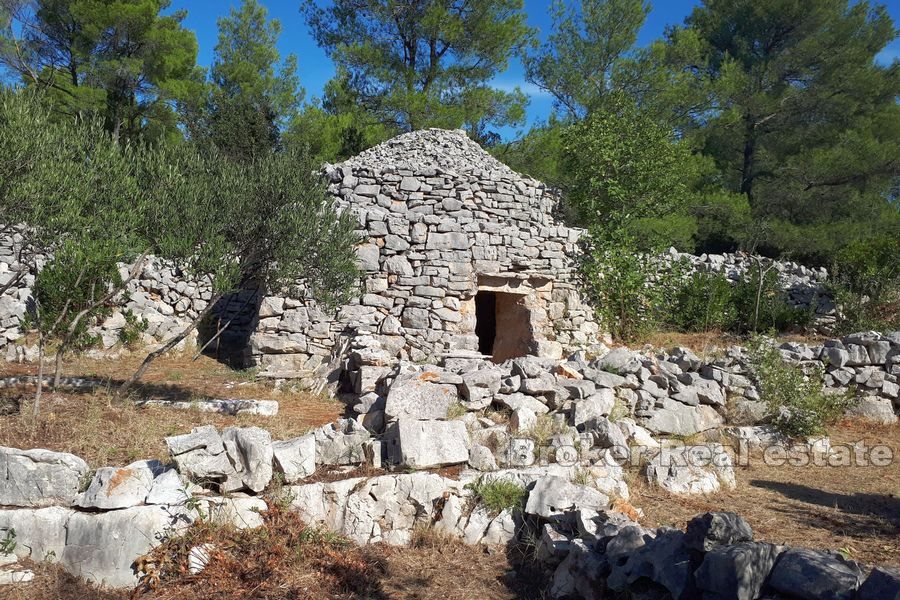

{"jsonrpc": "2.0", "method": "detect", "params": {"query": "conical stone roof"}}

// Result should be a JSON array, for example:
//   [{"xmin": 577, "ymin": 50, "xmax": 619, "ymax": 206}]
[{"xmin": 334, "ymin": 128, "xmax": 522, "ymax": 180}]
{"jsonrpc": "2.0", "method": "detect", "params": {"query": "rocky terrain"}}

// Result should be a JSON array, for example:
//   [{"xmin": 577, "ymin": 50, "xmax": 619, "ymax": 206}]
[{"xmin": 1, "ymin": 331, "xmax": 898, "ymax": 597}]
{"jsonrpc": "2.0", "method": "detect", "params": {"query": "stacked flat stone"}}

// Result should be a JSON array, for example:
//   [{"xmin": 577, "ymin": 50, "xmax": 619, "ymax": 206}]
[
  {"xmin": 246, "ymin": 128, "xmax": 599, "ymax": 375},
  {"xmin": 345, "ymin": 330, "xmax": 898, "ymax": 458},
  {"xmin": 0, "ymin": 227, "xmax": 36, "ymax": 356}
]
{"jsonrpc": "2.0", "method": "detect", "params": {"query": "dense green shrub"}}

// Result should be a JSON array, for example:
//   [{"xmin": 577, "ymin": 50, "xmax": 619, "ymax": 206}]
[
  {"xmin": 730, "ymin": 269, "xmax": 813, "ymax": 334},
  {"xmin": 747, "ymin": 336, "xmax": 853, "ymax": 438},
  {"xmin": 671, "ymin": 271, "xmax": 735, "ymax": 332},
  {"xmin": 829, "ymin": 235, "xmax": 900, "ymax": 333},
  {"xmin": 27, "ymin": 239, "xmax": 124, "ymax": 351},
  {"xmin": 668, "ymin": 267, "xmax": 812, "ymax": 335},
  {"xmin": 579, "ymin": 230, "xmax": 679, "ymax": 341}
]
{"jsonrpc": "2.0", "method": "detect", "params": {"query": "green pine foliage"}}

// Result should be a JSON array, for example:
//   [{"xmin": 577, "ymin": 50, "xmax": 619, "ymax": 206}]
[
  {"xmin": 0, "ymin": 0, "xmax": 200, "ymax": 143},
  {"xmin": 301, "ymin": 0, "xmax": 534, "ymax": 136}
]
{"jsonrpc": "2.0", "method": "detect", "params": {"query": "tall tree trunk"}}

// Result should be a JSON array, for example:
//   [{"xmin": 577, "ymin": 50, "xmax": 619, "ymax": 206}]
[
  {"xmin": 117, "ymin": 292, "xmax": 223, "ymax": 397},
  {"xmin": 740, "ymin": 114, "xmax": 756, "ymax": 206},
  {"xmin": 34, "ymin": 334, "xmax": 45, "ymax": 417}
]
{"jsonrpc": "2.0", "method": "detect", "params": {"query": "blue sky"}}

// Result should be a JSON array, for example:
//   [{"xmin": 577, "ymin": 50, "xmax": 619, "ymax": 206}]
[{"xmin": 172, "ymin": 0, "xmax": 899, "ymax": 138}]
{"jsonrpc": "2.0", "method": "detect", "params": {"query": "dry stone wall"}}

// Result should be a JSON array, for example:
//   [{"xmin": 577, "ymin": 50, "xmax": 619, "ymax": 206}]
[
  {"xmin": 0, "ymin": 229, "xmax": 214, "ymax": 362},
  {"xmin": 660, "ymin": 247, "xmax": 836, "ymax": 326}
]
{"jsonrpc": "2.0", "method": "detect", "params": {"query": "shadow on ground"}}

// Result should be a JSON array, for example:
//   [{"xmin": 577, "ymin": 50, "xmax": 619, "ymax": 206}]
[{"xmin": 750, "ymin": 479, "xmax": 900, "ymax": 538}]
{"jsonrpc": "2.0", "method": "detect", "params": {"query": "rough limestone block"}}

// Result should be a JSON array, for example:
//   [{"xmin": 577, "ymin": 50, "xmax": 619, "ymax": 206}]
[
  {"xmin": 166, "ymin": 426, "xmax": 235, "ymax": 483},
  {"xmin": 0, "ymin": 506, "xmax": 73, "ymax": 561},
  {"xmin": 204, "ymin": 496, "xmax": 267, "ymax": 529},
  {"xmin": 313, "ymin": 419, "xmax": 370, "ymax": 466},
  {"xmin": 845, "ymin": 397, "xmax": 898, "ymax": 425},
  {"xmin": 695, "ymin": 542, "xmax": 782, "ymax": 600},
  {"xmin": 385, "ymin": 419, "xmax": 470, "ymax": 468},
  {"xmin": 572, "ymin": 390, "xmax": 615, "ymax": 428},
  {"xmin": 645, "ymin": 444, "xmax": 736, "ymax": 495},
  {"xmin": 858, "ymin": 567, "xmax": 900, "ymax": 600},
  {"xmin": 384, "ymin": 371, "xmax": 458, "ymax": 420},
  {"xmin": 61, "ymin": 505, "xmax": 194, "ymax": 588},
  {"xmin": 684, "ymin": 512, "xmax": 753, "ymax": 551},
  {"xmin": 272, "ymin": 434, "xmax": 316, "ymax": 483},
  {"xmin": 145, "ymin": 469, "xmax": 194, "ymax": 506},
  {"xmin": 525, "ymin": 476, "xmax": 609, "ymax": 519},
  {"xmin": 768, "ymin": 548, "xmax": 863, "ymax": 600},
  {"xmin": 76, "ymin": 460, "xmax": 163, "ymax": 510},
  {"xmin": 222, "ymin": 427, "xmax": 274, "ymax": 493},
  {"xmin": 0, "ymin": 447, "xmax": 88, "ymax": 508},
  {"xmin": 643, "ymin": 400, "xmax": 723, "ymax": 436}
]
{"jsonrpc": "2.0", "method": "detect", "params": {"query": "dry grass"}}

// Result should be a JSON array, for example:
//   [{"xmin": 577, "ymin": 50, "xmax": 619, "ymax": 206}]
[
  {"xmin": 378, "ymin": 541, "xmax": 546, "ymax": 600},
  {"xmin": 0, "ymin": 562, "xmax": 126, "ymax": 600},
  {"xmin": 0, "ymin": 353, "xmax": 343, "ymax": 467},
  {"xmin": 1, "ymin": 510, "xmax": 548, "ymax": 600},
  {"xmin": 632, "ymin": 419, "xmax": 900, "ymax": 567},
  {"xmin": 634, "ymin": 329, "xmax": 829, "ymax": 357},
  {"xmin": 134, "ymin": 504, "xmax": 386, "ymax": 599}
]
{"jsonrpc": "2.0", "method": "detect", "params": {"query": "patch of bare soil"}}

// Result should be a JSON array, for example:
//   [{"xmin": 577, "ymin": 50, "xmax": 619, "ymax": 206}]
[
  {"xmin": 631, "ymin": 420, "xmax": 900, "ymax": 567},
  {"xmin": 0, "ymin": 354, "xmax": 343, "ymax": 467}
]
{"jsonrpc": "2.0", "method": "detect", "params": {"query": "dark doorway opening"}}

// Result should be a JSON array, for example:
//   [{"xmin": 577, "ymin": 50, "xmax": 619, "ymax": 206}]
[
  {"xmin": 475, "ymin": 291, "xmax": 497, "ymax": 355},
  {"xmin": 474, "ymin": 289, "xmax": 536, "ymax": 362}
]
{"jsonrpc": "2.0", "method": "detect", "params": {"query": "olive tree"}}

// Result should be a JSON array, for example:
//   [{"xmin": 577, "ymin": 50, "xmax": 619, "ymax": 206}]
[
  {"xmin": 0, "ymin": 88, "xmax": 148, "ymax": 412},
  {"xmin": 118, "ymin": 145, "xmax": 360, "ymax": 394}
]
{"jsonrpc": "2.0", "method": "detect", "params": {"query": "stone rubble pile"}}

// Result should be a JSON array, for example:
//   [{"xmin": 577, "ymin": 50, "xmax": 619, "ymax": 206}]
[
  {"xmin": 549, "ymin": 510, "xmax": 898, "ymax": 600},
  {"xmin": 345, "ymin": 331, "xmax": 898, "ymax": 467}
]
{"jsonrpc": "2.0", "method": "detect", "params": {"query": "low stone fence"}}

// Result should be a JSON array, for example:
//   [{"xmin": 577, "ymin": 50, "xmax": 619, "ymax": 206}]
[
  {"xmin": 1, "ymin": 433, "xmax": 897, "ymax": 597},
  {"xmin": 346, "ymin": 330, "xmax": 899, "ymax": 448},
  {"xmin": 659, "ymin": 248, "xmax": 836, "ymax": 327},
  {"xmin": 1, "ymin": 228, "xmax": 214, "ymax": 362}
]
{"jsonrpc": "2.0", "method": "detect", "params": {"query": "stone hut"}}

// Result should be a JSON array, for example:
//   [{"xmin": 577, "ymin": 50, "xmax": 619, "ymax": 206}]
[{"xmin": 244, "ymin": 129, "xmax": 599, "ymax": 377}]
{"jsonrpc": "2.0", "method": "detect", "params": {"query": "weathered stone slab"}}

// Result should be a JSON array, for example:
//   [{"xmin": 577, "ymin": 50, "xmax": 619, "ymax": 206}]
[
  {"xmin": 385, "ymin": 419, "xmax": 470, "ymax": 468},
  {"xmin": 222, "ymin": 427, "xmax": 273, "ymax": 493},
  {"xmin": 525, "ymin": 476, "xmax": 608, "ymax": 519},
  {"xmin": 384, "ymin": 370, "xmax": 458, "ymax": 420},
  {"xmin": 646, "ymin": 444, "xmax": 735, "ymax": 494},
  {"xmin": 0, "ymin": 447, "xmax": 88, "ymax": 507},
  {"xmin": 643, "ymin": 400, "xmax": 723, "ymax": 436},
  {"xmin": 61, "ymin": 505, "xmax": 194, "ymax": 588},
  {"xmin": 272, "ymin": 434, "xmax": 316, "ymax": 483},
  {"xmin": 0, "ymin": 506, "xmax": 72, "ymax": 561},
  {"xmin": 76, "ymin": 460, "xmax": 163, "ymax": 510}
]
